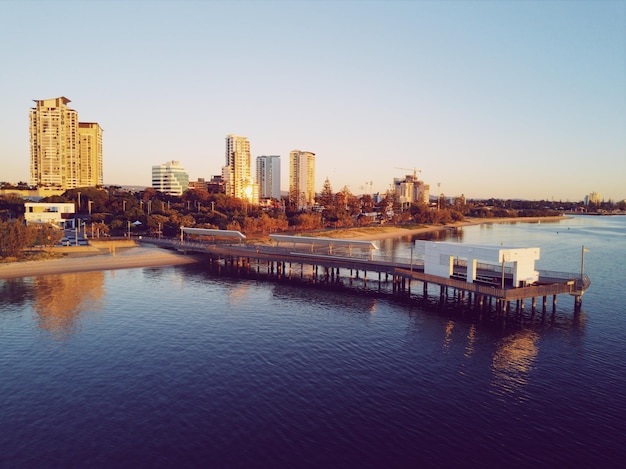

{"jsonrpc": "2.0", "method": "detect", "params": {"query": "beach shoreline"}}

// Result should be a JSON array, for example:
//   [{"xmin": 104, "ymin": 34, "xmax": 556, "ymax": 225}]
[
  {"xmin": 0, "ymin": 244, "xmax": 201, "ymax": 280},
  {"xmin": 0, "ymin": 216, "xmax": 569, "ymax": 280},
  {"xmin": 314, "ymin": 215, "xmax": 567, "ymax": 241}
]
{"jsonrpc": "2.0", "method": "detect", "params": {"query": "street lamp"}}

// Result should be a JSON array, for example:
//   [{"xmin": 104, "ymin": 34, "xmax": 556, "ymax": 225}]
[
  {"xmin": 437, "ymin": 183, "xmax": 441, "ymax": 210},
  {"xmin": 581, "ymin": 245, "xmax": 590, "ymax": 278}
]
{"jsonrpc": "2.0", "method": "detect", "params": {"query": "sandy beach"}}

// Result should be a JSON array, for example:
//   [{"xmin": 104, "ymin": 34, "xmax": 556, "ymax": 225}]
[
  {"xmin": 0, "ymin": 244, "xmax": 200, "ymax": 280},
  {"xmin": 0, "ymin": 216, "xmax": 568, "ymax": 280}
]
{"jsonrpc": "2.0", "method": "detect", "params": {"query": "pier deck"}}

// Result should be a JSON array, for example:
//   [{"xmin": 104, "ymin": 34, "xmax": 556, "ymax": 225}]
[{"xmin": 140, "ymin": 237, "xmax": 590, "ymax": 312}]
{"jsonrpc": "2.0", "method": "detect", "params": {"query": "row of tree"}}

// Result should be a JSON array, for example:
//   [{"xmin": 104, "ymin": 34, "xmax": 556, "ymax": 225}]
[
  {"xmin": 0, "ymin": 220, "xmax": 64, "ymax": 258},
  {"xmin": 0, "ymin": 179, "xmax": 606, "ymax": 259}
]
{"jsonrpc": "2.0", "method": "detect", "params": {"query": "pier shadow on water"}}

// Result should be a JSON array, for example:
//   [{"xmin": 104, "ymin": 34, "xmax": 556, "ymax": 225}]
[{"xmin": 183, "ymin": 257, "xmax": 586, "ymax": 335}]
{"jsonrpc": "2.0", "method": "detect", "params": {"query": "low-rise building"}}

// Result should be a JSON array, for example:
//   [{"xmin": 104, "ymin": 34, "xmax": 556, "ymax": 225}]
[{"xmin": 24, "ymin": 202, "xmax": 75, "ymax": 229}]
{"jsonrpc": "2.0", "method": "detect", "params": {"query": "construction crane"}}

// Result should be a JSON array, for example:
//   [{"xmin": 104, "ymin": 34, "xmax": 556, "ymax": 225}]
[{"xmin": 395, "ymin": 167, "xmax": 422, "ymax": 179}]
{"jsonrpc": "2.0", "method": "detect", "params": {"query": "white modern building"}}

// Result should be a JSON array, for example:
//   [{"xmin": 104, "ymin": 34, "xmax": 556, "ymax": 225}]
[
  {"xmin": 416, "ymin": 240, "xmax": 540, "ymax": 287},
  {"xmin": 256, "ymin": 155, "xmax": 281, "ymax": 200},
  {"xmin": 289, "ymin": 150, "xmax": 315, "ymax": 210},
  {"xmin": 151, "ymin": 160, "xmax": 189, "ymax": 196},
  {"xmin": 24, "ymin": 202, "xmax": 76, "ymax": 229}
]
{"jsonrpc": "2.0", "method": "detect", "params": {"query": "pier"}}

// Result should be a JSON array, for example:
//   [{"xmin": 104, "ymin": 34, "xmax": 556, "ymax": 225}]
[{"xmin": 140, "ymin": 230, "xmax": 590, "ymax": 315}]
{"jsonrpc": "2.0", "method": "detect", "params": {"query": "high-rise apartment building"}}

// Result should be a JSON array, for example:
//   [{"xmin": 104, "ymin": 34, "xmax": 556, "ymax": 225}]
[
  {"xmin": 289, "ymin": 150, "xmax": 315, "ymax": 210},
  {"xmin": 78, "ymin": 122, "xmax": 103, "ymax": 187},
  {"xmin": 30, "ymin": 96, "xmax": 103, "ymax": 189},
  {"xmin": 256, "ymin": 155, "xmax": 281, "ymax": 200},
  {"xmin": 585, "ymin": 192, "xmax": 602, "ymax": 206},
  {"xmin": 152, "ymin": 160, "xmax": 189, "ymax": 196},
  {"xmin": 223, "ymin": 135, "xmax": 257, "ymax": 202}
]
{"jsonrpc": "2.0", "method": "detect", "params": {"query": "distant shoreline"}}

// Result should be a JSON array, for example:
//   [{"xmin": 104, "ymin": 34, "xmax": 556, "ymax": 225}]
[
  {"xmin": 315, "ymin": 216, "xmax": 569, "ymax": 241},
  {"xmin": 0, "ymin": 216, "xmax": 570, "ymax": 280}
]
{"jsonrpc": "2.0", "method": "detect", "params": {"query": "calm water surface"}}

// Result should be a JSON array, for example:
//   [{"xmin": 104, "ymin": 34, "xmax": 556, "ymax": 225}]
[{"xmin": 1, "ymin": 215, "xmax": 625, "ymax": 468}]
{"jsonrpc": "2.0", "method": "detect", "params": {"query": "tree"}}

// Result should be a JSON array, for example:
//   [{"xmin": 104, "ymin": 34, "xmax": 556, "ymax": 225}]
[
  {"xmin": 0, "ymin": 220, "xmax": 33, "ymax": 258},
  {"xmin": 292, "ymin": 213, "xmax": 322, "ymax": 231},
  {"xmin": 146, "ymin": 214, "xmax": 169, "ymax": 235},
  {"xmin": 31, "ymin": 224, "xmax": 64, "ymax": 247},
  {"xmin": 318, "ymin": 178, "xmax": 334, "ymax": 208}
]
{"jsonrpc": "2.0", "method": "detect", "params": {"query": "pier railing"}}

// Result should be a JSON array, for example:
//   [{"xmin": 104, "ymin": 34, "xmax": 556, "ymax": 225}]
[{"xmin": 139, "ymin": 237, "xmax": 590, "ymax": 303}]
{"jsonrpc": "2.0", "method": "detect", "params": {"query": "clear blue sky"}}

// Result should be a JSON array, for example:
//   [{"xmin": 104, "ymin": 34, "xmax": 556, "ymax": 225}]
[{"xmin": 1, "ymin": 0, "xmax": 624, "ymax": 201}]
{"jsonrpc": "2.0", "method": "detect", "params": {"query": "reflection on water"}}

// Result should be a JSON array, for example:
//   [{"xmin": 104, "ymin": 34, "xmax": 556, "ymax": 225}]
[
  {"xmin": 443, "ymin": 320, "xmax": 455, "ymax": 350},
  {"xmin": 464, "ymin": 324, "xmax": 477, "ymax": 358},
  {"xmin": 33, "ymin": 271, "xmax": 104, "ymax": 340},
  {"xmin": 0, "ymin": 278, "xmax": 34, "ymax": 307},
  {"xmin": 490, "ymin": 330, "xmax": 539, "ymax": 397},
  {"xmin": 226, "ymin": 282, "xmax": 253, "ymax": 305}
]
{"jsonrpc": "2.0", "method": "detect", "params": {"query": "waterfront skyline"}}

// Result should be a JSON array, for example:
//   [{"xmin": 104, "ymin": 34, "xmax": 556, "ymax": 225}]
[{"xmin": 0, "ymin": 1, "xmax": 624, "ymax": 201}]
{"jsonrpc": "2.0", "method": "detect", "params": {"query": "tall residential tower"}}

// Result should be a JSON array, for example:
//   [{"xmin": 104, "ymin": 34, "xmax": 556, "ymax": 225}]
[
  {"xmin": 256, "ymin": 155, "xmax": 281, "ymax": 200},
  {"xmin": 223, "ymin": 135, "xmax": 257, "ymax": 202},
  {"xmin": 289, "ymin": 150, "xmax": 315, "ymax": 210},
  {"xmin": 29, "ymin": 97, "xmax": 103, "ymax": 188}
]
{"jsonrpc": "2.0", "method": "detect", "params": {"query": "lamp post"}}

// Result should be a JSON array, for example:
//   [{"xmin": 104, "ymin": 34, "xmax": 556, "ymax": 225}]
[
  {"xmin": 180, "ymin": 226, "xmax": 184, "ymax": 243},
  {"xmin": 127, "ymin": 220, "xmax": 131, "ymax": 238},
  {"xmin": 77, "ymin": 191, "xmax": 81, "ymax": 213},
  {"xmin": 437, "ymin": 183, "xmax": 441, "ymax": 210},
  {"xmin": 581, "ymin": 245, "xmax": 589, "ymax": 278}
]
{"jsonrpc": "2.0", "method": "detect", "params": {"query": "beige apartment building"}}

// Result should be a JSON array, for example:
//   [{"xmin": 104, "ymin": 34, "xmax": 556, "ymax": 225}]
[
  {"xmin": 30, "ymin": 97, "xmax": 103, "ymax": 189},
  {"xmin": 289, "ymin": 150, "xmax": 316, "ymax": 210},
  {"xmin": 223, "ymin": 134, "xmax": 258, "ymax": 202},
  {"xmin": 78, "ymin": 122, "xmax": 103, "ymax": 187}
]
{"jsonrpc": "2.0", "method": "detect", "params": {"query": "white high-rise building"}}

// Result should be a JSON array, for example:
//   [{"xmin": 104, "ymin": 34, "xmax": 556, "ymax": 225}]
[
  {"xmin": 256, "ymin": 155, "xmax": 281, "ymax": 200},
  {"xmin": 152, "ymin": 160, "xmax": 189, "ymax": 196},
  {"xmin": 223, "ymin": 135, "xmax": 257, "ymax": 202},
  {"xmin": 289, "ymin": 150, "xmax": 315, "ymax": 210}
]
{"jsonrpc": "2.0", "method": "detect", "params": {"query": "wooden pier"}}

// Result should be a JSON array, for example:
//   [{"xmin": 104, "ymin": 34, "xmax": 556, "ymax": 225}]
[{"xmin": 141, "ymin": 235, "xmax": 590, "ymax": 316}]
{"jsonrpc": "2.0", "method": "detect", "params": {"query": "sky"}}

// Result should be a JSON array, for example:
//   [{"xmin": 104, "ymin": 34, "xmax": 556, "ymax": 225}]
[{"xmin": 0, "ymin": 0, "xmax": 624, "ymax": 202}]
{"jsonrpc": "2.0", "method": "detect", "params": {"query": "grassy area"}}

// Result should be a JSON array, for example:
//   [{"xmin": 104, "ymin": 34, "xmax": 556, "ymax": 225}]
[
  {"xmin": 302, "ymin": 224, "xmax": 428, "ymax": 239},
  {"xmin": 0, "ymin": 250, "xmax": 65, "ymax": 263}
]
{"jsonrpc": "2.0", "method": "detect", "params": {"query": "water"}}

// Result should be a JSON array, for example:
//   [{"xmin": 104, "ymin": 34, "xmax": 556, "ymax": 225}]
[{"xmin": 1, "ymin": 215, "xmax": 625, "ymax": 468}]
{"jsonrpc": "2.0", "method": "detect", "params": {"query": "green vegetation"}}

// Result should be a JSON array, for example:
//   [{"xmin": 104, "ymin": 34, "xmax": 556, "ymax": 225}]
[
  {"xmin": 1, "ymin": 180, "xmax": 619, "ymax": 260},
  {"xmin": 0, "ymin": 219, "xmax": 63, "ymax": 259}
]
